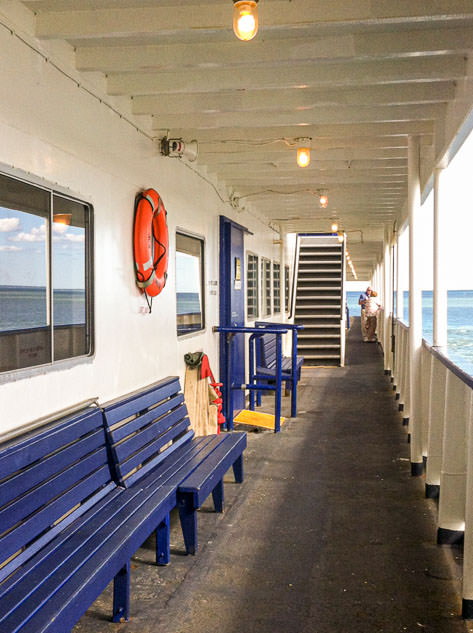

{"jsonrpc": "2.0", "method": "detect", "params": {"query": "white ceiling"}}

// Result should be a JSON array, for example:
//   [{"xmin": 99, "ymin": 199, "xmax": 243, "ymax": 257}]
[{"xmin": 18, "ymin": 0, "xmax": 473, "ymax": 278}]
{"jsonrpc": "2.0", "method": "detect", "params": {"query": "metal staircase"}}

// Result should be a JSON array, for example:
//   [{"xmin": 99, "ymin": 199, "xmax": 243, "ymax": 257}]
[{"xmin": 292, "ymin": 234, "xmax": 346, "ymax": 366}]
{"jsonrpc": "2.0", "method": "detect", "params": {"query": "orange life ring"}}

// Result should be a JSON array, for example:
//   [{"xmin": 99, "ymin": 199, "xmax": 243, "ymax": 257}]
[{"xmin": 133, "ymin": 188, "xmax": 169, "ymax": 298}]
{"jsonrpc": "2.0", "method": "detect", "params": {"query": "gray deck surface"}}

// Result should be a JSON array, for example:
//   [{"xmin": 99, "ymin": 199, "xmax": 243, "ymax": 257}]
[{"xmin": 76, "ymin": 320, "xmax": 470, "ymax": 633}]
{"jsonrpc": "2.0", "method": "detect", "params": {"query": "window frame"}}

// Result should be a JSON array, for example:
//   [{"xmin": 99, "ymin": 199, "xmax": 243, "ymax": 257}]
[
  {"xmin": 246, "ymin": 251, "xmax": 259, "ymax": 320},
  {"xmin": 175, "ymin": 229, "xmax": 206, "ymax": 338},
  {"xmin": 285, "ymin": 264, "xmax": 290, "ymax": 313},
  {"xmin": 261, "ymin": 257, "xmax": 272, "ymax": 317},
  {"xmin": 273, "ymin": 260, "xmax": 281, "ymax": 314},
  {"xmin": 0, "ymin": 167, "xmax": 95, "ymax": 381}
]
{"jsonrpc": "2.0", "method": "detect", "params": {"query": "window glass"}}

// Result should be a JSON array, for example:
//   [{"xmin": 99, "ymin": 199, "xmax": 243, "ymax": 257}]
[
  {"xmin": 273, "ymin": 261, "xmax": 281, "ymax": 313},
  {"xmin": 247, "ymin": 253, "xmax": 259, "ymax": 319},
  {"xmin": 52, "ymin": 195, "xmax": 90, "ymax": 361},
  {"xmin": 176, "ymin": 232, "xmax": 205, "ymax": 336},
  {"xmin": 261, "ymin": 257, "xmax": 271, "ymax": 317},
  {"xmin": 0, "ymin": 173, "xmax": 93, "ymax": 373}
]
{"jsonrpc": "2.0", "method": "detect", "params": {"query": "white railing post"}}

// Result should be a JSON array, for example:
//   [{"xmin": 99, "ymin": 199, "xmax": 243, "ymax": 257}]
[
  {"xmin": 425, "ymin": 355, "xmax": 447, "ymax": 498},
  {"xmin": 462, "ymin": 395, "xmax": 473, "ymax": 617},
  {"xmin": 437, "ymin": 372, "xmax": 471, "ymax": 544},
  {"xmin": 408, "ymin": 135, "xmax": 423, "ymax": 476},
  {"xmin": 383, "ymin": 232, "xmax": 392, "ymax": 373},
  {"xmin": 420, "ymin": 344, "xmax": 432, "ymax": 462},
  {"xmin": 433, "ymin": 167, "xmax": 448, "ymax": 350}
]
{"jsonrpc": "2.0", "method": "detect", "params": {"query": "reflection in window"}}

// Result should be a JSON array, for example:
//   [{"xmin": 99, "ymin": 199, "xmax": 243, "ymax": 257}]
[
  {"xmin": 247, "ymin": 253, "xmax": 259, "ymax": 319},
  {"xmin": 0, "ymin": 173, "xmax": 93, "ymax": 373},
  {"xmin": 176, "ymin": 232, "xmax": 205, "ymax": 336},
  {"xmin": 261, "ymin": 258, "xmax": 271, "ymax": 317}
]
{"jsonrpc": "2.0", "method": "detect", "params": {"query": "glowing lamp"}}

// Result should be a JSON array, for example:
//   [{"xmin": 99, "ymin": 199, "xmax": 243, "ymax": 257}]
[
  {"xmin": 319, "ymin": 194, "xmax": 328, "ymax": 208},
  {"xmin": 233, "ymin": 1, "xmax": 259, "ymax": 41},
  {"xmin": 337, "ymin": 233, "xmax": 344, "ymax": 243},
  {"xmin": 296, "ymin": 147, "xmax": 311, "ymax": 168},
  {"xmin": 331, "ymin": 222, "xmax": 338, "ymax": 233}
]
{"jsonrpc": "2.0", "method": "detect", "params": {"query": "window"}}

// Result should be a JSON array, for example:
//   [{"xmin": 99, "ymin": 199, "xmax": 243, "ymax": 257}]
[
  {"xmin": 247, "ymin": 253, "xmax": 259, "ymax": 319},
  {"xmin": 261, "ymin": 257, "xmax": 271, "ymax": 317},
  {"xmin": 273, "ymin": 261, "xmax": 281, "ymax": 313},
  {"xmin": 176, "ymin": 231, "xmax": 205, "ymax": 336},
  {"xmin": 0, "ymin": 172, "xmax": 93, "ymax": 373},
  {"xmin": 285, "ymin": 265, "xmax": 290, "ymax": 312}
]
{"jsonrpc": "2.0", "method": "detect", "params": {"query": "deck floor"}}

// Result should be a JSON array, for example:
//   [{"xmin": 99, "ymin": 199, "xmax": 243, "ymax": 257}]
[{"xmin": 76, "ymin": 320, "xmax": 470, "ymax": 633}]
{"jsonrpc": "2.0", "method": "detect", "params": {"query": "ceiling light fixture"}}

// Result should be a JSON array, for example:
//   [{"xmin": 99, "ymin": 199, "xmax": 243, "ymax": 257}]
[
  {"xmin": 331, "ymin": 222, "xmax": 338, "ymax": 233},
  {"xmin": 296, "ymin": 146, "xmax": 311, "ymax": 168},
  {"xmin": 233, "ymin": 0, "xmax": 259, "ymax": 41},
  {"xmin": 319, "ymin": 192, "xmax": 328, "ymax": 208}
]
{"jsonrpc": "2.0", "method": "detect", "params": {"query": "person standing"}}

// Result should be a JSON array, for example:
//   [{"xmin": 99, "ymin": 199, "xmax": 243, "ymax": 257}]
[
  {"xmin": 364, "ymin": 290, "xmax": 382, "ymax": 342},
  {"xmin": 358, "ymin": 286, "xmax": 372, "ymax": 342}
]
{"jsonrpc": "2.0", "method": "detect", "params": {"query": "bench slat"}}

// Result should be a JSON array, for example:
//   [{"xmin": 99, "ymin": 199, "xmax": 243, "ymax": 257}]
[
  {"xmin": 102, "ymin": 377, "xmax": 181, "ymax": 426},
  {"xmin": 135, "ymin": 435, "xmax": 226, "ymax": 491},
  {"xmin": 7, "ymin": 485, "xmax": 176, "ymax": 633},
  {"xmin": 0, "ymin": 464, "xmax": 111, "ymax": 565},
  {"xmin": 108, "ymin": 394, "xmax": 185, "ymax": 443},
  {"xmin": 0, "ymin": 483, "xmax": 119, "ymax": 587},
  {"xmin": 0, "ymin": 485, "xmax": 157, "ymax": 621},
  {"xmin": 113, "ymin": 404, "xmax": 188, "ymax": 463},
  {"xmin": 179, "ymin": 433, "xmax": 247, "ymax": 508},
  {"xmin": 0, "ymin": 408, "xmax": 103, "ymax": 481},
  {"xmin": 125, "ymin": 428, "xmax": 194, "ymax": 487},
  {"xmin": 0, "ymin": 429, "xmax": 105, "ymax": 508},
  {"xmin": 0, "ymin": 446, "xmax": 109, "ymax": 534}
]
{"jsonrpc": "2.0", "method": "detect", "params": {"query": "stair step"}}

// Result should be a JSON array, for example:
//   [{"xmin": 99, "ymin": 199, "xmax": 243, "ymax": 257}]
[
  {"xmin": 295, "ymin": 304, "xmax": 341, "ymax": 309},
  {"xmin": 302, "ymin": 354, "xmax": 341, "ymax": 360},
  {"xmin": 298, "ymin": 344, "xmax": 341, "ymax": 349}
]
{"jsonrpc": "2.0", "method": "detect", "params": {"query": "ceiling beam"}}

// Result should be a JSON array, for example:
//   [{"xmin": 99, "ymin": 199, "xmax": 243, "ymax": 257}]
[
  {"xmin": 107, "ymin": 56, "xmax": 466, "ymax": 95},
  {"xmin": 159, "ymin": 121, "xmax": 434, "ymax": 142},
  {"xmin": 132, "ymin": 82, "xmax": 455, "ymax": 116},
  {"xmin": 75, "ymin": 27, "xmax": 473, "ymax": 72},
  {"xmin": 35, "ymin": 1, "xmax": 473, "ymax": 40},
  {"xmin": 150, "ymin": 103, "xmax": 445, "ymax": 131}
]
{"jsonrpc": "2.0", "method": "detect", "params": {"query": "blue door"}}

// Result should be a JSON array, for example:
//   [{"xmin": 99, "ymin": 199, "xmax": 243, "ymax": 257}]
[{"xmin": 219, "ymin": 216, "xmax": 247, "ymax": 416}]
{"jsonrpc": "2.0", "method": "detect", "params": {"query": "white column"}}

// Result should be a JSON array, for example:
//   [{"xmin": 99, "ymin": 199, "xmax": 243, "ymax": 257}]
[
  {"xmin": 433, "ymin": 168, "xmax": 448, "ymax": 349},
  {"xmin": 383, "ymin": 231, "xmax": 392, "ymax": 371},
  {"xmin": 279, "ymin": 224, "xmax": 286, "ymax": 321},
  {"xmin": 396, "ymin": 237, "xmax": 404, "ymax": 320},
  {"xmin": 408, "ymin": 136, "xmax": 423, "ymax": 472},
  {"xmin": 408, "ymin": 135, "xmax": 423, "ymax": 475}
]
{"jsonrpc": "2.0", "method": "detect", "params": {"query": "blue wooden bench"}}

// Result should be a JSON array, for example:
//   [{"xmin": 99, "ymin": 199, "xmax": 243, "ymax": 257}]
[
  {"xmin": 102, "ymin": 375, "xmax": 246, "ymax": 556},
  {"xmin": 250, "ymin": 322, "xmax": 304, "ymax": 418},
  {"xmin": 0, "ymin": 406, "xmax": 174, "ymax": 632}
]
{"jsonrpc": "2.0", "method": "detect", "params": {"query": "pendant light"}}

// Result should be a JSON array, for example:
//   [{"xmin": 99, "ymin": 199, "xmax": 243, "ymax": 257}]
[
  {"xmin": 233, "ymin": 1, "xmax": 259, "ymax": 41},
  {"xmin": 296, "ymin": 147, "xmax": 311, "ymax": 168}
]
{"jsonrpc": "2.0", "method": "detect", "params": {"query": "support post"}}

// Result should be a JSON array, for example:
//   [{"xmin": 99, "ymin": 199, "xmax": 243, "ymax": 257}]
[
  {"xmin": 408, "ymin": 135, "xmax": 424, "ymax": 476},
  {"xmin": 433, "ymin": 167, "xmax": 448, "ymax": 350},
  {"xmin": 383, "ymin": 230, "xmax": 392, "ymax": 372},
  {"xmin": 396, "ymin": 237, "xmax": 404, "ymax": 320}
]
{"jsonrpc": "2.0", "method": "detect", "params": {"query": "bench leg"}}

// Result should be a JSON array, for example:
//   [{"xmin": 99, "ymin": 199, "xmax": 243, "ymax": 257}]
[
  {"xmin": 112, "ymin": 562, "xmax": 130, "ymax": 623},
  {"xmin": 156, "ymin": 513, "xmax": 170, "ymax": 566},
  {"xmin": 178, "ymin": 493, "xmax": 198, "ymax": 555},
  {"xmin": 291, "ymin": 382, "xmax": 297, "ymax": 418},
  {"xmin": 232, "ymin": 454, "xmax": 244, "ymax": 483},
  {"xmin": 211, "ymin": 479, "xmax": 224, "ymax": 512}
]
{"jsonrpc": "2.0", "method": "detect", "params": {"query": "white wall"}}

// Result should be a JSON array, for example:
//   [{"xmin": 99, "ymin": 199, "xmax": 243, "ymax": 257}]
[{"xmin": 0, "ymin": 12, "xmax": 281, "ymax": 433}]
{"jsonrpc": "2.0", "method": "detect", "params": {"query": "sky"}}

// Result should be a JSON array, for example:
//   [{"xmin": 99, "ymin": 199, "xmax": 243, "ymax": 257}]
[{"xmin": 0, "ymin": 207, "xmax": 85, "ymax": 289}]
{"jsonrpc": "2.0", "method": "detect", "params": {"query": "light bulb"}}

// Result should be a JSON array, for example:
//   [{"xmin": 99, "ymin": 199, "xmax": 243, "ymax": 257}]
[
  {"xmin": 296, "ymin": 147, "xmax": 310, "ymax": 168},
  {"xmin": 233, "ymin": 1, "xmax": 259, "ymax": 41},
  {"xmin": 319, "ymin": 194, "xmax": 328, "ymax": 208},
  {"xmin": 337, "ymin": 233, "xmax": 344, "ymax": 243},
  {"xmin": 331, "ymin": 222, "xmax": 338, "ymax": 233}
]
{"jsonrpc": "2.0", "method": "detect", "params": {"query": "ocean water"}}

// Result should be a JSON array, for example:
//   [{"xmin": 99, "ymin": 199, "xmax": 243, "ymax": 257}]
[
  {"xmin": 0, "ymin": 285, "xmax": 86, "ymax": 331},
  {"xmin": 347, "ymin": 290, "xmax": 473, "ymax": 377}
]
